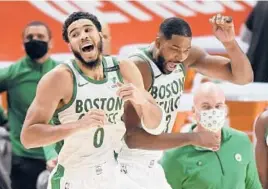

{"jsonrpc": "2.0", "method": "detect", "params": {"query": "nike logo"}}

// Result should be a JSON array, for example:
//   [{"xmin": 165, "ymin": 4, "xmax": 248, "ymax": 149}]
[{"xmin": 78, "ymin": 82, "xmax": 89, "ymax": 87}]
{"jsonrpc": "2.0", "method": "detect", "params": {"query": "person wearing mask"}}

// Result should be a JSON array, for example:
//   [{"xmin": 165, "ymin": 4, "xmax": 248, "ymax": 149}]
[
  {"xmin": 0, "ymin": 21, "xmax": 58, "ymax": 189},
  {"xmin": 161, "ymin": 82, "xmax": 262, "ymax": 189}
]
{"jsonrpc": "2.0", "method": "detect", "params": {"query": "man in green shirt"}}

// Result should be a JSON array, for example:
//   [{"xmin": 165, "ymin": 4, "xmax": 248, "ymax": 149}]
[
  {"xmin": 161, "ymin": 82, "xmax": 262, "ymax": 189},
  {"xmin": 0, "ymin": 21, "xmax": 58, "ymax": 189}
]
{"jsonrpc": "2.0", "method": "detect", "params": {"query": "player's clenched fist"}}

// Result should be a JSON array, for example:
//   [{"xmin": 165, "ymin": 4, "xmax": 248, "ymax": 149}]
[
  {"xmin": 116, "ymin": 82, "xmax": 147, "ymax": 105},
  {"xmin": 209, "ymin": 13, "xmax": 235, "ymax": 43},
  {"xmin": 191, "ymin": 131, "xmax": 221, "ymax": 151},
  {"xmin": 78, "ymin": 109, "xmax": 107, "ymax": 130}
]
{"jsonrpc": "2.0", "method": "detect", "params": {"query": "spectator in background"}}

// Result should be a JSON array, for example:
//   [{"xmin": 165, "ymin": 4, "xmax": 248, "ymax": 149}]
[
  {"xmin": 254, "ymin": 110, "xmax": 268, "ymax": 188},
  {"xmin": 0, "ymin": 21, "xmax": 58, "ymax": 189},
  {"xmin": 161, "ymin": 82, "xmax": 262, "ymax": 189},
  {"xmin": 101, "ymin": 21, "xmax": 111, "ymax": 56},
  {"xmin": 240, "ymin": 1, "xmax": 268, "ymax": 82}
]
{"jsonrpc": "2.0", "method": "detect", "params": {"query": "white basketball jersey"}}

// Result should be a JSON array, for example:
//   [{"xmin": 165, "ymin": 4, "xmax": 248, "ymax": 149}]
[
  {"xmin": 51, "ymin": 57, "xmax": 126, "ymax": 169},
  {"xmin": 118, "ymin": 45, "xmax": 185, "ymax": 161}
]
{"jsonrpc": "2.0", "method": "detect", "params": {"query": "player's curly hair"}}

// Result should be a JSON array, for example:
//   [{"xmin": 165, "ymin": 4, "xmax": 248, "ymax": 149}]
[
  {"xmin": 160, "ymin": 17, "xmax": 192, "ymax": 39},
  {"xmin": 62, "ymin": 11, "xmax": 102, "ymax": 42}
]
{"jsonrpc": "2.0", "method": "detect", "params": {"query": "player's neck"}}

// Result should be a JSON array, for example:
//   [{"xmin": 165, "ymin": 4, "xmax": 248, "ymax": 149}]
[
  {"xmin": 151, "ymin": 43, "xmax": 158, "ymax": 61},
  {"xmin": 76, "ymin": 58, "xmax": 104, "ymax": 81}
]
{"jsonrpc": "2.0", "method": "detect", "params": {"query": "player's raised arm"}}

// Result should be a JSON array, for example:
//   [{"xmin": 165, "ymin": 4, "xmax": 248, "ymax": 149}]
[
  {"xmin": 21, "ymin": 65, "xmax": 106, "ymax": 149},
  {"xmin": 122, "ymin": 60, "xmax": 220, "ymax": 150},
  {"xmin": 118, "ymin": 59, "xmax": 165, "ymax": 135},
  {"xmin": 185, "ymin": 14, "xmax": 253, "ymax": 85}
]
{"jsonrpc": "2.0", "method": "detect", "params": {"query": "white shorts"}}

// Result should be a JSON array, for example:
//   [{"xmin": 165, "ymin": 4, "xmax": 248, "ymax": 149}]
[
  {"xmin": 119, "ymin": 159, "xmax": 172, "ymax": 189},
  {"xmin": 47, "ymin": 161, "xmax": 145, "ymax": 189}
]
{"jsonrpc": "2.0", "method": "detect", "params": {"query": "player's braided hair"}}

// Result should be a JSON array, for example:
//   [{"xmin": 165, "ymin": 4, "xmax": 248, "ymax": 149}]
[
  {"xmin": 62, "ymin": 11, "xmax": 102, "ymax": 42},
  {"xmin": 160, "ymin": 17, "xmax": 192, "ymax": 39}
]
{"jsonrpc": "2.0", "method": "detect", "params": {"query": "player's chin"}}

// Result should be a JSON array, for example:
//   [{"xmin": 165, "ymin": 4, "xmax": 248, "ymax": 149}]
[{"xmin": 82, "ymin": 52, "xmax": 98, "ymax": 62}]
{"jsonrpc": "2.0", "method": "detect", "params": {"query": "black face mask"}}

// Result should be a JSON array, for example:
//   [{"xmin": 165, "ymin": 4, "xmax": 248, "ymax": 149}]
[{"xmin": 24, "ymin": 40, "xmax": 48, "ymax": 60}]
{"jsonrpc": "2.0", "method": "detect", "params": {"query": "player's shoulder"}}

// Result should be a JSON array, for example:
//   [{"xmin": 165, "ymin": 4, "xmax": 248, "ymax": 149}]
[
  {"xmin": 118, "ymin": 59, "xmax": 139, "ymax": 78},
  {"xmin": 256, "ymin": 110, "xmax": 268, "ymax": 123},
  {"xmin": 42, "ymin": 61, "xmax": 73, "ymax": 84},
  {"xmin": 254, "ymin": 110, "xmax": 268, "ymax": 135}
]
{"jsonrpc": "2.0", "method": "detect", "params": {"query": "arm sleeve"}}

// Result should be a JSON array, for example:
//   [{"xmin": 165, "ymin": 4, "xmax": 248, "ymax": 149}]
[
  {"xmin": 0, "ymin": 106, "xmax": 7, "ymax": 125},
  {"xmin": 0, "ymin": 65, "xmax": 14, "ymax": 93},
  {"xmin": 245, "ymin": 142, "xmax": 263, "ymax": 189},
  {"xmin": 161, "ymin": 153, "xmax": 185, "ymax": 189},
  {"xmin": 245, "ymin": 11, "xmax": 254, "ymax": 31},
  {"xmin": 245, "ymin": 2, "xmax": 260, "ymax": 31}
]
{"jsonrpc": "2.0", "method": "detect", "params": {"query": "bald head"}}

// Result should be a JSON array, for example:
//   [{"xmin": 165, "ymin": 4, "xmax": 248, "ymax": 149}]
[
  {"xmin": 193, "ymin": 82, "xmax": 225, "ymax": 110},
  {"xmin": 101, "ymin": 22, "xmax": 111, "ymax": 55}
]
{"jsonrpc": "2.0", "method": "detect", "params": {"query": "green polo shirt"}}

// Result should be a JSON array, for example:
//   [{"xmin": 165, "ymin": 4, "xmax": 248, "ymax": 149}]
[
  {"xmin": 161, "ymin": 125, "xmax": 262, "ymax": 189},
  {"xmin": 0, "ymin": 106, "xmax": 7, "ymax": 125},
  {"xmin": 0, "ymin": 56, "xmax": 58, "ymax": 160}
]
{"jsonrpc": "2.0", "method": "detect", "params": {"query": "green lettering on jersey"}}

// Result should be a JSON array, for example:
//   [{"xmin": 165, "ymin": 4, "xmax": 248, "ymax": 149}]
[
  {"xmin": 84, "ymin": 99, "xmax": 93, "ymax": 111},
  {"xmin": 115, "ymin": 98, "xmax": 123, "ymax": 111},
  {"xmin": 164, "ymin": 114, "xmax": 172, "ymax": 133},
  {"xmin": 76, "ymin": 100, "xmax": 83, "ymax": 113},
  {"xmin": 75, "ymin": 97, "xmax": 123, "ymax": 125},
  {"xmin": 93, "ymin": 128, "xmax": 104, "ymax": 148},
  {"xmin": 107, "ymin": 98, "xmax": 115, "ymax": 111},
  {"xmin": 78, "ymin": 113, "xmax": 85, "ymax": 120}
]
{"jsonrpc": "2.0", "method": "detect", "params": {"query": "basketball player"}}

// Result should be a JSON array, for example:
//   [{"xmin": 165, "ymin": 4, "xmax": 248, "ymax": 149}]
[
  {"xmin": 20, "ymin": 12, "xmax": 164, "ymax": 189},
  {"xmin": 118, "ymin": 14, "xmax": 254, "ymax": 189},
  {"xmin": 254, "ymin": 110, "xmax": 268, "ymax": 188}
]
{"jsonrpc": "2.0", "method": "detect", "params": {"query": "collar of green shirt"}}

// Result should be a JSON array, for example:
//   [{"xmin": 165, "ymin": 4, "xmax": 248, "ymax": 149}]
[
  {"xmin": 24, "ymin": 56, "xmax": 53, "ymax": 69},
  {"xmin": 189, "ymin": 124, "xmax": 232, "ymax": 151}
]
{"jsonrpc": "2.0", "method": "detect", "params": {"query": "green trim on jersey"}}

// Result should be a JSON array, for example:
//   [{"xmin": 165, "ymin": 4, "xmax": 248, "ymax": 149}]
[
  {"xmin": 178, "ymin": 62, "xmax": 186, "ymax": 76},
  {"xmin": 51, "ymin": 113, "xmax": 61, "ymax": 126},
  {"xmin": 51, "ymin": 113, "xmax": 65, "ymax": 155},
  {"xmin": 54, "ymin": 64, "xmax": 77, "ymax": 115},
  {"xmin": 51, "ymin": 164, "xmax": 65, "ymax": 189},
  {"xmin": 55, "ymin": 141, "xmax": 64, "ymax": 154},
  {"xmin": 112, "ymin": 57, "xmax": 124, "ymax": 83},
  {"xmin": 72, "ymin": 58, "xmax": 108, "ymax": 84},
  {"xmin": 142, "ymin": 47, "xmax": 154, "ymax": 61}
]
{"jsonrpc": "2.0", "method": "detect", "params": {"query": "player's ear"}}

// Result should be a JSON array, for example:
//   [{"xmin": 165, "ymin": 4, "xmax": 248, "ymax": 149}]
[
  {"xmin": 99, "ymin": 32, "xmax": 103, "ymax": 40},
  {"xmin": 155, "ymin": 37, "xmax": 161, "ymax": 49}
]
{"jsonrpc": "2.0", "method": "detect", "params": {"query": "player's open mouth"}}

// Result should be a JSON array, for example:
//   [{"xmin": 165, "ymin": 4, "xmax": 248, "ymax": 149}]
[
  {"xmin": 167, "ymin": 62, "xmax": 177, "ymax": 71},
  {"xmin": 81, "ymin": 44, "xmax": 94, "ymax": 52}
]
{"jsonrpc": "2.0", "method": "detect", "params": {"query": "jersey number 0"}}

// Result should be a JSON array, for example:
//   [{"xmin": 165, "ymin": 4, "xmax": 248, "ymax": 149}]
[{"xmin": 93, "ymin": 128, "xmax": 104, "ymax": 148}]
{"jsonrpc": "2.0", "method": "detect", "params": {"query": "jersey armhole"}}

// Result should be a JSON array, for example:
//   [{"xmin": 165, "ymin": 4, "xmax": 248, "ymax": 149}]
[
  {"xmin": 112, "ymin": 57, "xmax": 124, "ymax": 83},
  {"xmin": 53, "ymin": 64, "xmax": 77, "ymax": 115},
  {"xmin": 179, "ymin": 63, "xmax": 186, "ymax": 76}
]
